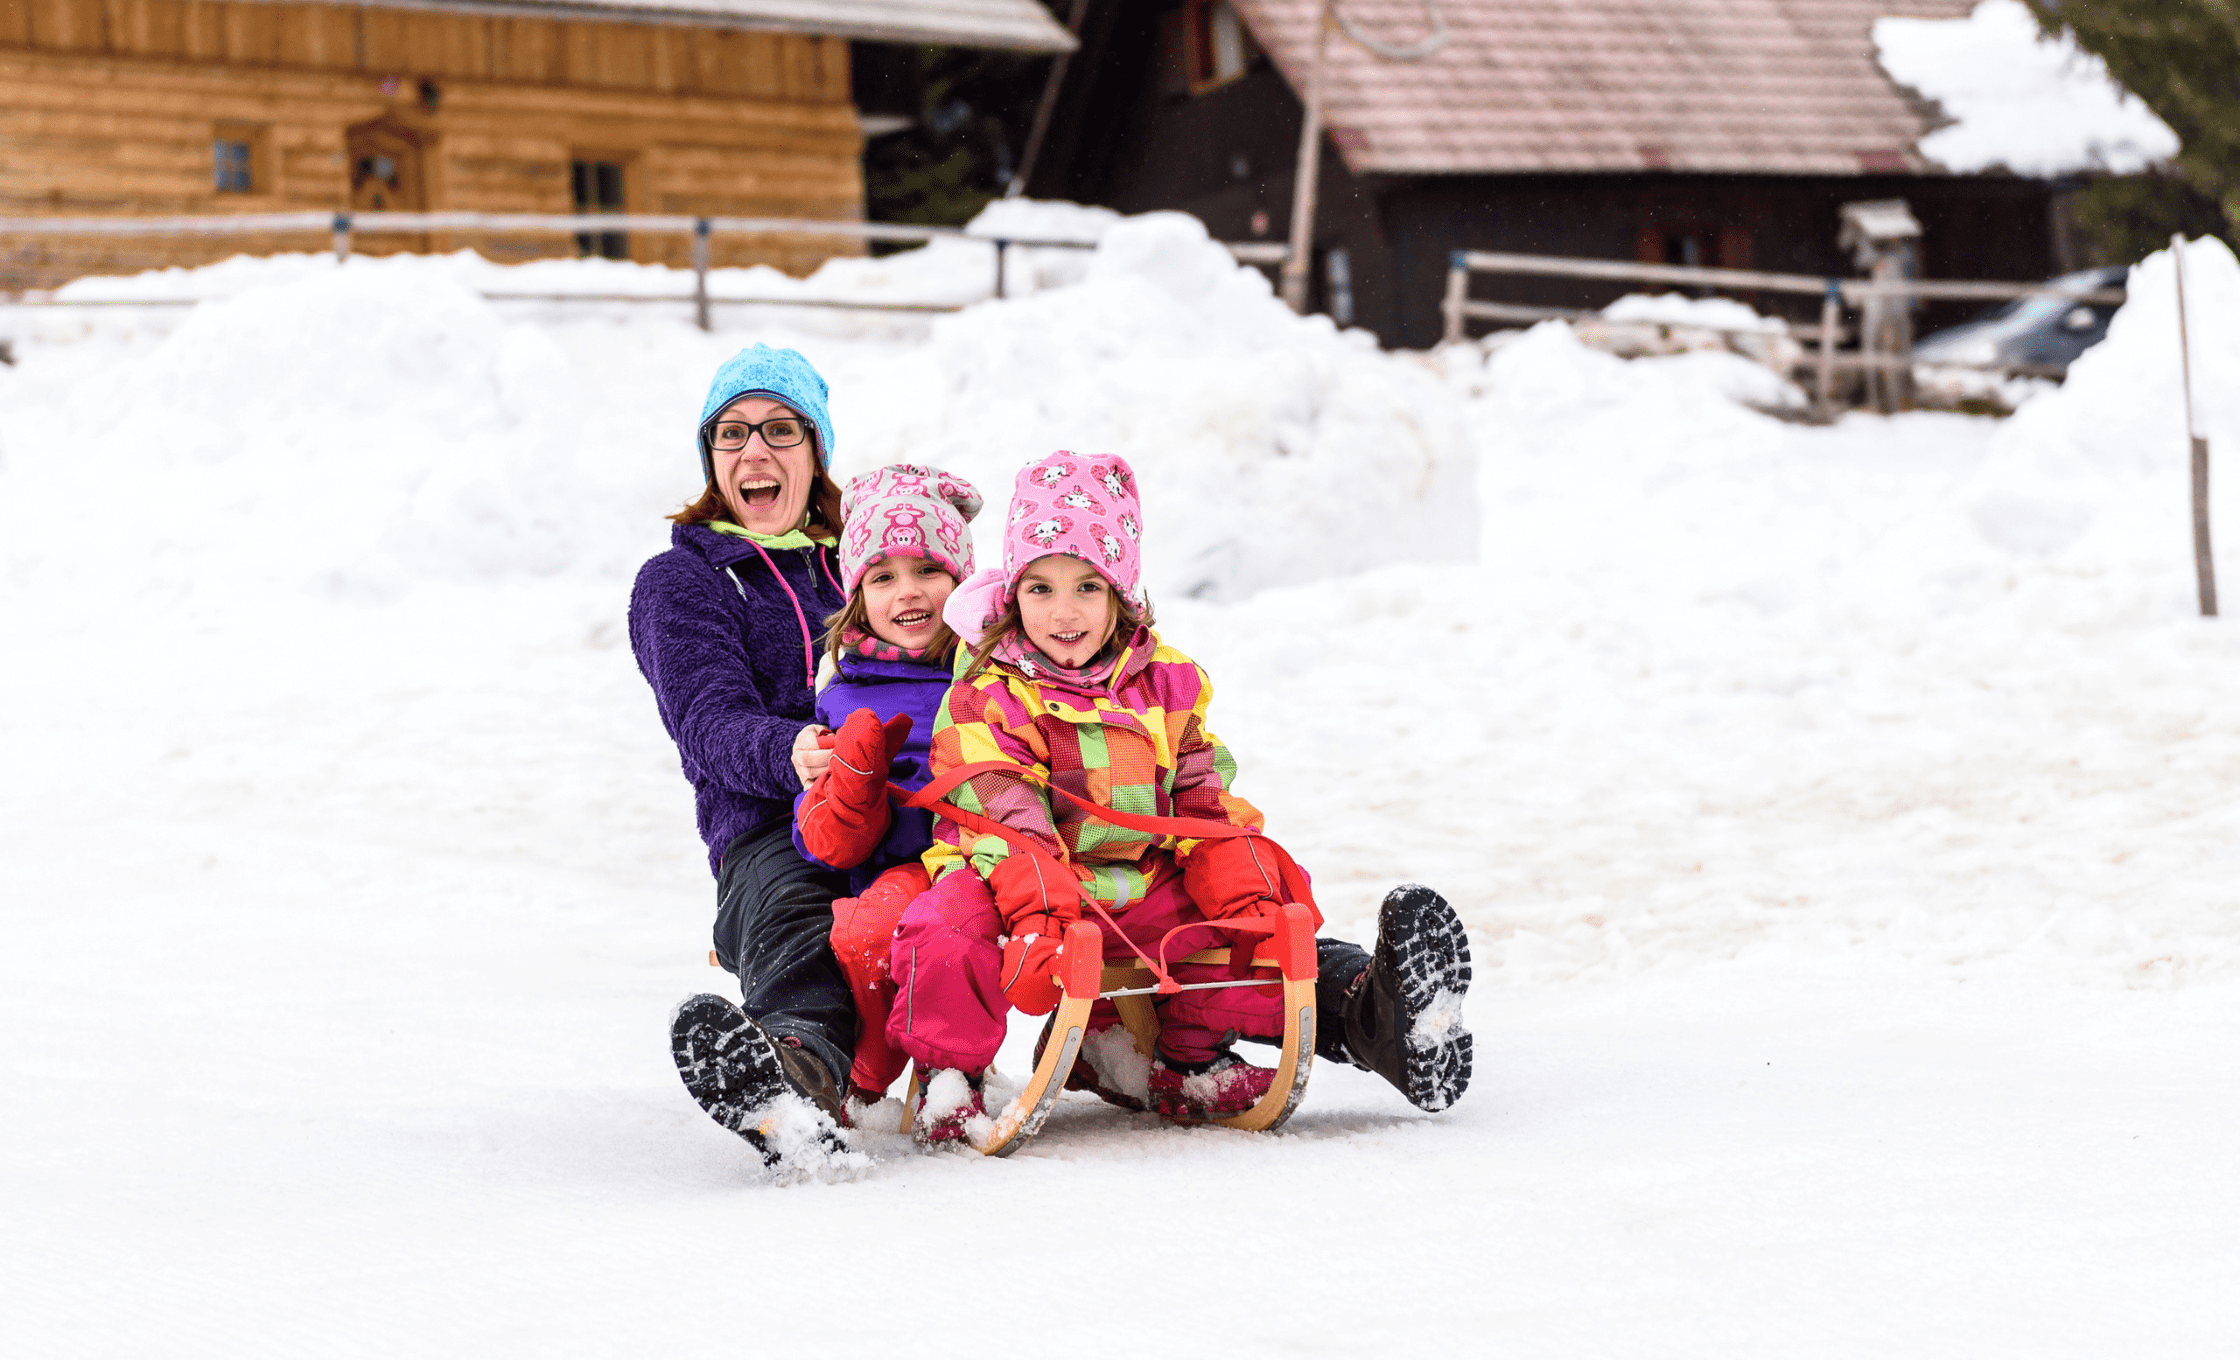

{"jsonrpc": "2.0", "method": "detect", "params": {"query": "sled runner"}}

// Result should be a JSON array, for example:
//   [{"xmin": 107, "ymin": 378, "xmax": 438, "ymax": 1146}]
[{"xmin": 893, "ymin": 763, "xmax": 1320, "ymax": 1157}]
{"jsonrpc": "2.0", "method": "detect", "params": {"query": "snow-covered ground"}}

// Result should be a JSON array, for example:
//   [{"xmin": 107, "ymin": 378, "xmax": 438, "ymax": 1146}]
[
  {"xmin": 3, "ymin": 213, "xmax": 2236, "ymax": 1357},
  {"xmin": 1876, "ymin": 0, "xmax": 2180, "ymax": 175}
]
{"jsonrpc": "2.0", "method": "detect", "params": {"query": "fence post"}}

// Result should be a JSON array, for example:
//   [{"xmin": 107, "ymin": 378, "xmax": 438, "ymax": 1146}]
[
  {"xmin": 332, "ymin": 213, "xmax": 352, "ymax": 264},
  {"xmin": 692, "ymin": 218, "xmax": 711, "ymax": 333},
  {"xmin": 1815, "ymin": 278, "xmax": 1839, "ymax": 419},
  {"xmin": 992, "ymin": 239, "xmax": 1010, "ymax": 300},
  {"xmin": 1443, "ymin": 251, "xmax": 1467, "ymax": 345},
  {"xmin": 2174, "ymin": 233, "xmax": 2217, "ymax": 617}
]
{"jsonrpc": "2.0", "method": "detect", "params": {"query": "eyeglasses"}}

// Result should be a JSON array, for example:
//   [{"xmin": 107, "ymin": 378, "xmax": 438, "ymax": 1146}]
[{"xmin": 706, "ymin": 415, "xmax": 809, "ymax": 452}]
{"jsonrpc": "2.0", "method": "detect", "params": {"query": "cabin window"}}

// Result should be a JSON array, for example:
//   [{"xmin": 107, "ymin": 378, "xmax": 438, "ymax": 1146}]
[
  {"xmin": 1185, "ymin": 0, "xmax": 1253, "ymax": 91},
  {"xmin": 212, "ymin": 130, "xmax": 261, "ymax": 194},
  {"xmin": 572, "ymin": 159, "xmax": 629, "ymax": 260}
]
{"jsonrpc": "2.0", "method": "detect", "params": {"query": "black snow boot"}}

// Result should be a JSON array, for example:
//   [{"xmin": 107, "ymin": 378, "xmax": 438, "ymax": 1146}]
[
  {"xmin": 670, "ymin": 994, "xmax": 849, "ymax": 1164},
  {"xmin": 1330, "ymin": 885, "xmax": 1473, "ymax": 1112}
]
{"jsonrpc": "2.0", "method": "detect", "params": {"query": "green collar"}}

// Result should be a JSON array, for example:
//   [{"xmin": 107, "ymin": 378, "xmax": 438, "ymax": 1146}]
[{"xmin": 708, "ymin": 521, "xmax": 837, "ymax": 550}]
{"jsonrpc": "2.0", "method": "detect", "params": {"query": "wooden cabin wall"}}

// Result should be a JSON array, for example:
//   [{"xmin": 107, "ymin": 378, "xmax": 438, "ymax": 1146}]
[{"xmin": 0, "ymin": 0, "xmax": 865, "ymax": 289}]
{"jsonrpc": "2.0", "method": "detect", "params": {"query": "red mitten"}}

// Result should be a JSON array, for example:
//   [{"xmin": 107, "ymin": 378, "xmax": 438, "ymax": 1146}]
[
  {"xmin": 999, "ymin": 915, "xmax": 1067, "ymax": 1016},
  {"xmin": 796, "ymin": 709, "xmax": 912, "ymax": 868},
  {"xmin": 988, "ymin": 852, "xmax": 1079, "ymax": 933},
  {"xmin": 1181, "ymin": 836, "xmax": 1293, "ymax": 920}
]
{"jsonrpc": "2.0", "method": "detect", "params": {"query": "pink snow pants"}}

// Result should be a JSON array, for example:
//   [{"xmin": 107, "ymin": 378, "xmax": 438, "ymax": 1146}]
[{"xmin": 885, "ymin": 864, "xmax": 1283, "ymax": 1072}]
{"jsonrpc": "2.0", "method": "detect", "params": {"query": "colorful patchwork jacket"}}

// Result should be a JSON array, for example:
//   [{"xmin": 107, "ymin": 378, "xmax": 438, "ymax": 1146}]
[{"xmin": 921, "ymin": 628, "xmax": 1262, "ymax": 910}]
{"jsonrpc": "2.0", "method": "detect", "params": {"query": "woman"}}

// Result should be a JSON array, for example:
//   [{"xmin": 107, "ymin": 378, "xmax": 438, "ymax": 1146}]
[{"xmin": 629, "ymin": 343, "xmax": 858, "ymax": 1164}]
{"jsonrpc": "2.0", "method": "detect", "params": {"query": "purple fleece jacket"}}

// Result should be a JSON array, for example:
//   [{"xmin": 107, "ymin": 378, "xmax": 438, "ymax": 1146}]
[
  {"xmin": 629, "ymin": 522, "xmax": 846, "ymax": 875},
  {"xmin": 790, "ymin": 649, "xmax": 954, "ymax": 895}
]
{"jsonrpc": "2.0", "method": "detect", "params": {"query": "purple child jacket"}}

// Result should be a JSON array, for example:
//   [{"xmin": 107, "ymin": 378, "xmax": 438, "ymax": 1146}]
[
  {"xmin": 629, "ymin": 521, "xmax": 846, "ymax": 875},
  {"xmin": 790, "ymin": 648, "xmax": 955, "ymax": 895}
]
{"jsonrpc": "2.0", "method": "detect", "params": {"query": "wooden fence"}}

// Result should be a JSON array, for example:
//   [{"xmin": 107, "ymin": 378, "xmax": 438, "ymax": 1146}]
[
  {"xmin": 1441, "ymin": 249, "xmax": 2127, "ymax": 414},
  {"xmin": 0, "ymin": 211, "xmax": 1291, "ymax": 328}
]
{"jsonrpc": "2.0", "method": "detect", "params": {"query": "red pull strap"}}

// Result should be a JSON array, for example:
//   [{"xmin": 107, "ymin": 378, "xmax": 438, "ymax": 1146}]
[{"xmin": 887, "ymin": 759, "xmax": 1280, "ymax": 992}]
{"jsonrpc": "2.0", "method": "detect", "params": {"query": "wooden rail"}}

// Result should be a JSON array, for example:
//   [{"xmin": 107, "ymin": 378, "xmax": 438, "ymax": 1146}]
[
  {"xmin": 1440, "ymin": 248, "xmax": 2125, "ymax": 416},
  {"xmin": 0, "ymin": 212, "xmax": 1291, "ymax": 328}
]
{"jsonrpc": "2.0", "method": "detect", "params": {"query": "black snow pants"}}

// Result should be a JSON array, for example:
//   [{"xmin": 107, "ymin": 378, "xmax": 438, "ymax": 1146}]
[{"xmin": 712, "ymin": 819, "xmax": 855, "ymax": 1087}]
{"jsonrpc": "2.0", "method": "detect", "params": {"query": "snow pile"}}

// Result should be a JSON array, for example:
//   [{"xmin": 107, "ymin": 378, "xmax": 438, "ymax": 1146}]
[
  {"xmin": 1966, "ymin": 238, "xmax": 2240, "ymax": 576},
  {"xmin": 1875, "ymin": 0, "xmax": 2180, "ymax": 175},
  {"xmin": 837, "ymin": 212, "xmax": 1475, "ymax": 599},
  {"xmin": 1601, "ymin": 292, "xmax": 1787, "ymax": 334},
  {"xmin": 2, "ymin": 209, "xmax": 1472, "ymax": 604}
]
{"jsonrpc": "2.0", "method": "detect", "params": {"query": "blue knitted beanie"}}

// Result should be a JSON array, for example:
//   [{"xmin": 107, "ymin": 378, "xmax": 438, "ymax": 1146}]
[{"xmin": 696, "ymin": 344, "xmax": 834, "ymax": 487}]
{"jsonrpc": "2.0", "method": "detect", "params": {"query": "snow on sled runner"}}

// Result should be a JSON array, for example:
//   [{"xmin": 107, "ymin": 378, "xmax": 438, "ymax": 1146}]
[
  {"xmin": 898, "ymin": 903, "xmax": 1319, "ymax": 1155},
  {"xmin": 891, "ymin": 761, "xmax": 1321, "ymax": 1157}
]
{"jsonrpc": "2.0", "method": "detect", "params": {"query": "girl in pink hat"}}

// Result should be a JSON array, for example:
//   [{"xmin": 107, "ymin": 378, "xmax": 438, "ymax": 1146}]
[
  {"xmin": 888, "ymin": 451, "xmax": 1475, "ymax": 1144},
  {"xmin": 786, "ymin": 462, "xmax": 984, "ymax": 1108}
]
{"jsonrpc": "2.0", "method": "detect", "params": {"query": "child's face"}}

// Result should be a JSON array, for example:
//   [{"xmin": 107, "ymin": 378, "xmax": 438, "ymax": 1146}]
[
  {"xmin": 1017, "ymin": 554, "xmax": 1116, "ymax": 669},
  {"xmin": 862, "ymin": 555, "xmax": 957, "ymax": 651}
]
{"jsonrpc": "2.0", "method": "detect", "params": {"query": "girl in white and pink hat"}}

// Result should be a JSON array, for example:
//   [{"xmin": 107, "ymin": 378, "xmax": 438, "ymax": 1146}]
[{"xmin": 785, "ymin": 461, "xmax": 984, "ymax": 1107}]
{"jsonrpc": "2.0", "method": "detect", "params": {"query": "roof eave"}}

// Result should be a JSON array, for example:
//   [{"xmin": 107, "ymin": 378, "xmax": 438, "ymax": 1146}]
[{"xmin": 251, "ymin": 0, "xmax": 1080, "ymax": 51}]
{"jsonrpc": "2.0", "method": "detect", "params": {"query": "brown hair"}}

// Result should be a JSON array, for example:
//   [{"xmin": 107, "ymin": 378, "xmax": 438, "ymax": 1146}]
[
  {"xmin": 821, "ymin": 587, "xmax": 960, "ymax": 663},
  {"xmin": 961, "ymin": 585, "xmax": 1154, "ymax": 682}
]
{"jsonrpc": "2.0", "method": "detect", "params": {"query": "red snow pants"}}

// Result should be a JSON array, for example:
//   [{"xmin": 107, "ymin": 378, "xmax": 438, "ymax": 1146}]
[
  {"xmin": 828, "ymin": 862, "xmax": 930, "ymax": 1095},
  {"xmin": 885, "ymin": 861, "xmax": 1284, "ymax": 1073}
]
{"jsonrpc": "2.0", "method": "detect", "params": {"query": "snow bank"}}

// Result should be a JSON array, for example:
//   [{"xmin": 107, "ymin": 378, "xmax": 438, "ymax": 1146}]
[
  {"xmin": 1, "ymin": 207, "xmax": 1472, "ymax": 604},
  {"xmin": 834, "ymin": 212, "xmax": 1474, "ymax": 599},
  {"xmin": 1967, "ymin": 239, "xmax": 2240, "ymax": 588},
  {"xmin": 1875, "ymin": 0, "xmax": 2179, "ymax": 175}
]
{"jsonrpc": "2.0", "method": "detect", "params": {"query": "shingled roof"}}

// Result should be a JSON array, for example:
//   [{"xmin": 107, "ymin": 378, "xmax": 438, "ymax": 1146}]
[
  {"xmin": 323, "ymin": 0, "xmax": 1076, "ymax": 50},
  {"xmin": 1234, "ymin": 0, "xmax": 1973, "ymax": 175}
]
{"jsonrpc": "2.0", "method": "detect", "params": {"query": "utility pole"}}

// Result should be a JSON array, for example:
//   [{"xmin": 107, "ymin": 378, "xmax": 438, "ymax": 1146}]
[
  {"xmin": 1279, "ymin": 1, "xmax": 1331, "ymax": 313},
  {"xmin": 1280, "ymin": 1, "xmax": 1448, "ymax": 315}
]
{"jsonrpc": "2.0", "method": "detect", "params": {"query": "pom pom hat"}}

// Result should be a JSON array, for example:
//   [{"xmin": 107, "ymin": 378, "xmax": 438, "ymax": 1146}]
[
  {"xmin": 837, "ymin": 464, "xmax": 984, "ymax": 595},
  {"xmin": 1002, "ymin": 451, "xmax": 1146, "ymax": 609}
]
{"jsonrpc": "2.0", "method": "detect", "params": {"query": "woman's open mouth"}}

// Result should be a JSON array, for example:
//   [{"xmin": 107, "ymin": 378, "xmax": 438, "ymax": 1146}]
[{"xmin": 738, "ymin": 477, "xmax": 781, "ymax": 508}]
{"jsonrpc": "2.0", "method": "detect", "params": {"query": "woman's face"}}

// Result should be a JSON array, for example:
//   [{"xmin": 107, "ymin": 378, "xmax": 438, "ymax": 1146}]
[
  {"xmin": 1016, "ymin": 554, "xmax": 1117, "ymax": 669},
  {"xmin": 708, "ymin": 395, "xmax": 815, "ymax": 536},
  {"xmin": 861, "ymin": 555, "xmax": 957, "ymax": 652}
]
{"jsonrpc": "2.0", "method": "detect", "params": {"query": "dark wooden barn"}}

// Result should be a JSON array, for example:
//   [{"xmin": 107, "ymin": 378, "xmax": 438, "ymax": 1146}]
[{"xmin": 1022, "ymin": 0, "xmax": 2064, "ymax": 348}]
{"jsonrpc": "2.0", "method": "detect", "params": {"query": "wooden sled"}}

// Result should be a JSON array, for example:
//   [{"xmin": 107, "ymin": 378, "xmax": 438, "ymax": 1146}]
[{"xmin": 902, "ymin": 900, "xmax": 1318, "ymax": 1157}]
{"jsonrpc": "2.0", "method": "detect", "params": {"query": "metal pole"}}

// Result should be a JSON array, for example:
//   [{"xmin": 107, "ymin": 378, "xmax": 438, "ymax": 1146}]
[
  {"xmin": 692, "ymin": 218, "xmax": 711, "ymax": 332},
  {"xmin": 1280, "ymin": 0, "xmax": 1331, "ymax": 314},
  {"xmin": 1442, "ymin": 251, "xmax": 1467, "ymax": 345},
  {"xmin": 332, "ymin": 212, "xmax": 352, "ymax": 264},
  {"xmin": 2174, "ymin": 232, "xmax": 2217, "ymax": 617},
  {"xmin": 1816, "ymin": 278, "xmax": 1839, "ymax": 419}
]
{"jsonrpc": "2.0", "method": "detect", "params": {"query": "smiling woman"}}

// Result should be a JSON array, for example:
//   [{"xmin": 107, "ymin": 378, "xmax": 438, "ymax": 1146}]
[{"xmin": 627, "ymin": 343, "xmax": 856, "ymax": 1166}]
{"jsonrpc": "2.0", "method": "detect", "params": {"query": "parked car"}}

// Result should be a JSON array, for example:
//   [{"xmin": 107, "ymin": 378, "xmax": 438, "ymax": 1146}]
[{"xmin": 1913, "ymin": 265, "xmax": 2127, "ymax": 374}]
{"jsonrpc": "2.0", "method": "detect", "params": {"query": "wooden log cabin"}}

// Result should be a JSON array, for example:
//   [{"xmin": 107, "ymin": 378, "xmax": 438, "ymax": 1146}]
[{"xmin": 0, "ymin": 0, "xmax": 1072, "ymax": 290}]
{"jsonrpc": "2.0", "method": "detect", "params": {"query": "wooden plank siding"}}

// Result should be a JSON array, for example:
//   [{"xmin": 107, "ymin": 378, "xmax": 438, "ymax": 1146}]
[{"xmin": 0, "ymin": 0, "xmax": 863, "ymax": 289}]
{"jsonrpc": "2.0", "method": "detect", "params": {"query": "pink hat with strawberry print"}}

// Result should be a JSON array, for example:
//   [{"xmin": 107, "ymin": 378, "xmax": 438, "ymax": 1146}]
[
  {"xmin": 1001, "ymin": 451, "xmax": 1145, "ymax": 609},
  {"xmin": 838, "ymin": 463, "xmax": 984, "ymax": 596}
]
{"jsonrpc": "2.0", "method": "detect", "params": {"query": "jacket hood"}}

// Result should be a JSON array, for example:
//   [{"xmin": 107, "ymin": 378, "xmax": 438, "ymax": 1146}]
[{"xmin": 696, "ymin": 344, "xmax": 835, "ymax": 487}]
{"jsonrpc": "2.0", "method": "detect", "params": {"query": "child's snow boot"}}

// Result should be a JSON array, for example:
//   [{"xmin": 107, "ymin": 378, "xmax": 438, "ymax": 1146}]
[
  {"xmin": 1147, "ymin": 1051, "xmax": 1276, "ymax": 1121},
  {"xmin": 911, "ymin": 1068, "xmax": 987, "ymax": 1148},
  {"xmin": 1034, "ymin": 1018, "xmax": 1152, "ymax": 1112},
  {"xmin": 670, "ymin": 994, "xmax": 850, "ymax": 1164},
  {"xmin": 1332, "ymin": 884, "xmax": 1473, "ymax": 1112}
]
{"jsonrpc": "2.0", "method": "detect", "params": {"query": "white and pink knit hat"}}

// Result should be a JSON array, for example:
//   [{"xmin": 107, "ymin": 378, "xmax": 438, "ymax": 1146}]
[
  {"xmin": 838, "ymin": 463, "xmax": 984, "ymax": 595},
  {"xmin": 1002, "ymin": 451, "xmax": 1145, "ymax": 608}
]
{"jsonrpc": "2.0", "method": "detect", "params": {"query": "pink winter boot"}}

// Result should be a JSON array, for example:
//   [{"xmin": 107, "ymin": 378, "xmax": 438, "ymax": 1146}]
[
  {"xmin": 1148, "ymin": 1052, "xmax": 1276, "ymax": 1121},
  {"xmin": 912, "ymin": 1068, "xmax": 989, "ymax": 1148}
]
